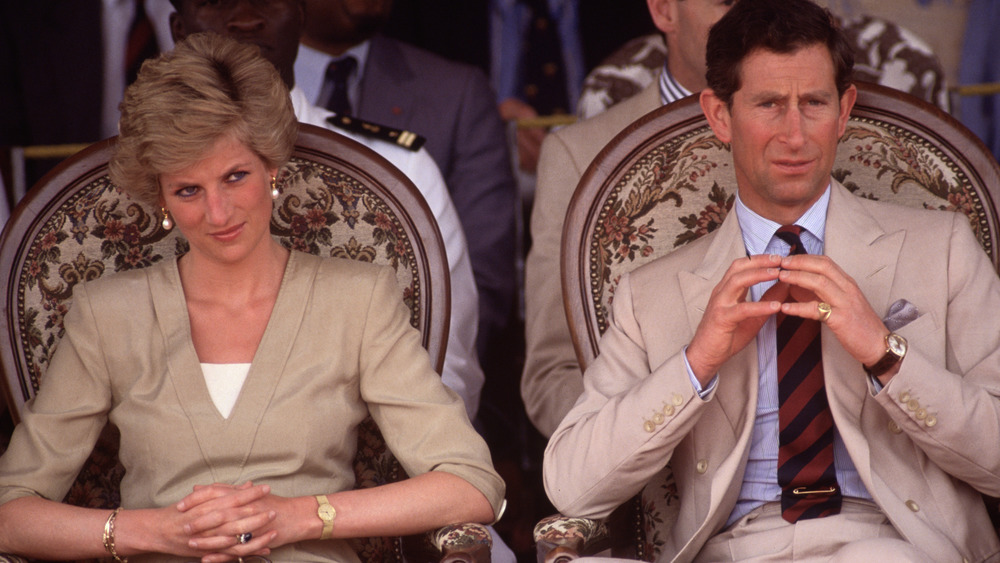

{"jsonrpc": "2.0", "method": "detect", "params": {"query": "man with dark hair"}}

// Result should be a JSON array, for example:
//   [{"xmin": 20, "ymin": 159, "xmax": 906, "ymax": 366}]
[{"xmin": 544, "ymin": 0, "xmax": 1000, "ymax": 560}]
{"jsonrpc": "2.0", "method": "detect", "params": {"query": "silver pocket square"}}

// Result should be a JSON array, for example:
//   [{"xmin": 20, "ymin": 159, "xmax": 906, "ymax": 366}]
[{"xmin": 883, "ymin": 299, "xmax": 920, "ymax": 332}]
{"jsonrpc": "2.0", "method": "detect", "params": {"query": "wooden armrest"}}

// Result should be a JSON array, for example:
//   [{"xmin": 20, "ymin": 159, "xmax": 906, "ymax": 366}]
[{"xmin": 533, "ymin": 514, "xmax": 609, "ymax": 562}]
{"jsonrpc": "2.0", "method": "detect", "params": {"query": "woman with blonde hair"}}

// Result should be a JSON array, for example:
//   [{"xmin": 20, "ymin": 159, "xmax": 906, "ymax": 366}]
[{"xmin": 0, "ymin": 32, "xmax": 503, "ymax": 562}]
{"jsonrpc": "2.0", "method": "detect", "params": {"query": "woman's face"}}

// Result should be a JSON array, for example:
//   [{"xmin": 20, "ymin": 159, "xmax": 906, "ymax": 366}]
[{"xmin": 159, "ymin": 133, "xmax": 278, "ymax": 266}]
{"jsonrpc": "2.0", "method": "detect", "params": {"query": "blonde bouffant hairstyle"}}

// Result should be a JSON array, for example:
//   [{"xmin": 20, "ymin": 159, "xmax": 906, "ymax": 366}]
[{"xmin": 109, "ymin": 32, "xmax": 298, "ymax": 208}]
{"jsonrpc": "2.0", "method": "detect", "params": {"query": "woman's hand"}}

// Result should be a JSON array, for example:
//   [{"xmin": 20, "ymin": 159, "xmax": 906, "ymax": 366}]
[
  {"xmin": 176, "ymin": 482, "xmax": 316, "ymax": 560},
  {"xmin": 165, "ymin": 482, "xmax": 278, "ymax": 562}
]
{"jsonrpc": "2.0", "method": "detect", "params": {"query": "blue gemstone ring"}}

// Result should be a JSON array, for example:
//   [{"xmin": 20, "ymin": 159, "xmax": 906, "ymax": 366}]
[{"xmin": 237, "ymin": 532, "xmax": 252, "ymax": 544}]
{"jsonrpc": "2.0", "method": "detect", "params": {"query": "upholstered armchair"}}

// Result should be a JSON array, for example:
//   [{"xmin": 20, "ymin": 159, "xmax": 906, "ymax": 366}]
[
  {"xmin": 534, "ymin": 83, "xmax": 1000, "ymax": 561},
  {"xmin": 0, "ymin": 124, "xmax": 492, "ymax": 563}
]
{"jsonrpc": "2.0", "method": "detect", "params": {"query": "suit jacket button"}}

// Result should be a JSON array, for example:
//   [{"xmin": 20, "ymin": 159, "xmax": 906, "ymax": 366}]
[
  {"xmin": 696, "ymin": 459, "xmax": 708, "ymax": 474},
  {"xmin": 672, "ymin": 394, "xmax": 684, "ymax": 406},
  {"xmin": 899, "ymin": 391, "xmax": 911, "ymax": 403},
  {"xmin": 925, "ymin": 415, "xmax": 938, "ymax": 427},
  {"xmin": 644, "ymin": 420, "xmax": 656, "ymax": 433},
  {"xmin": 907, "ymin": 399, "xmax": 920, "ymax": 411},
  {"xmin": 663, "ymin": 404, "xmax": 676, "ymax": 417},
  {"xmin": 652, "ymin": 412, "xmax": 665, "ymax": 425},
  {"xmin": 888, "ymin": 420, "xmax": 902, "ymax": 434},
  {"xmin": 906, "ymin": 500, "xmax": 920, "ymax": 512},
  {"xmin": 915, "ymin": 408, "xmax": 927, "ymax": 420}
]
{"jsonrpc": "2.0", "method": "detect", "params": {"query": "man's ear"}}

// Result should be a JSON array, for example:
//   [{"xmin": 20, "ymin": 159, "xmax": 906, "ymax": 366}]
[
  {"xmin": 169, "ymin": 11, "xmax": 186, "ymax": 43},
  {"xmin": 700, "ymin": 89, "xmax": 732, "ymax": 144},
  {"xmin": 647, "ymin": 0, "xmax": 680, "ymax": 34},
  {"xmin": 837, "ymin": 84, "xmax": 858, "ymax": 138}
]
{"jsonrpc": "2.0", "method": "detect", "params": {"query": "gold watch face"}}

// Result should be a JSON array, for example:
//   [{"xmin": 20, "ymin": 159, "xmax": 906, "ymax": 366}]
[
  {"xmin": 887, "ymin": 333, "xmax": 907, "ymax": 357},
  {"xmin": 318, "ymin": 504, "xmax": 336, "ymax": 521}
]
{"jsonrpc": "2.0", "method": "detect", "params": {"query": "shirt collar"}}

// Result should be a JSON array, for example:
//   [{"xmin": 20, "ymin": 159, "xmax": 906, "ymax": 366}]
[
  {"xmin": 659, "ymin": 61, "xmax": 693, "ymax": 106},
  {"xmin": 735, "ymin": 183, "xmax": 831, "ymax": 256},
  {"xmin": 293, "ymin": 40, "xmax": 371, "ymax": 106}
]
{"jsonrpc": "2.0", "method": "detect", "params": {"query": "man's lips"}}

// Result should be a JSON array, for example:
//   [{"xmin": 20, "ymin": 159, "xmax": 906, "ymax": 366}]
[{"xmin": 773, "ymin": 158, "xmax": 815, "ymax": 174}]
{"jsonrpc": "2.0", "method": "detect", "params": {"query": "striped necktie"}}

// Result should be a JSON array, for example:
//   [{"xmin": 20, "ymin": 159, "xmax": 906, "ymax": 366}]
[{"xmin": 774, "ymin": 225, "xmax": 842, "ymax": 522}]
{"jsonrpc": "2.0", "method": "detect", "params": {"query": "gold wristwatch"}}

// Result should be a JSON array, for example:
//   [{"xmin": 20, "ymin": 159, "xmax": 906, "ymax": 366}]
[
  {"xmin": 864, "ymin": 332, "xmax": 907, "ymax": 377},
  {"xmin": 316, "ymin": 494, "xmax": 336, "ymax": 540}
]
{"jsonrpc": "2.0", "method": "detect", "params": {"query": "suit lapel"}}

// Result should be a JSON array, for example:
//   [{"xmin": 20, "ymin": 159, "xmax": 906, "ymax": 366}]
[
  {"xmin": 357, "ymin": 35, "xmax": 416, "ymax": 126},
  {"xmin": 679, "ymin": 213, "xmax": 759, "ymax": 436},
  {"xmin": 823, "ymin": 181, "xmax": 905, "ymax": 487}
]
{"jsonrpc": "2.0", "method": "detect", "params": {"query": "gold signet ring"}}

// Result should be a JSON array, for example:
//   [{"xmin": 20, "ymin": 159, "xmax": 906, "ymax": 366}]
[{"xmin": 817, "ymin": 302, "xmax": 832, "ymax": 322}]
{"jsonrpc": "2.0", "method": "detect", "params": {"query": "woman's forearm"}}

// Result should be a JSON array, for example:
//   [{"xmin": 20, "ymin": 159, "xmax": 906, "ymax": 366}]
[
  {"xmin": 0, "ymin": 484, "xmax": 276, "ymax": 559},
  {"xmin": 0, "ymin": 496, "xmax": 121, "ymax": 558},
  {"xmin": 322, "ymin": 471, "xmax": 494, "ymax": 539}
]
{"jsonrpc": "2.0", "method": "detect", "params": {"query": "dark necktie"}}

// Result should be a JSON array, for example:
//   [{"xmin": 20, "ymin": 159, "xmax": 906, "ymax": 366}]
[
  {"xmin": 125, "ymin": 0, "xmax": 158, "ymax": 86},
  {"xmin": 323, "ymin": 56, "xmax": 358, "ymax": 117},
  {"xmin": 519, "ymin": 0, "xmax": 569, "ymax": 115},
  {"xmin": 774, "ymin": 225, "xmax": 842, "ymax": 523}
]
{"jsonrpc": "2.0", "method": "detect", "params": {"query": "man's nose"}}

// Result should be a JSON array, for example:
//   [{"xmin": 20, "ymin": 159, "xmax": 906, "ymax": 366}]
[{"xmin": 779, "ymin": 107, "xmax": 806, "ymax": 147}]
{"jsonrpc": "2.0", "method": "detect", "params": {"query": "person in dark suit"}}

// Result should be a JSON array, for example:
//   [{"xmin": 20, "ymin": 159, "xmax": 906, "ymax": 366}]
[{"xmin": 294, "ymin": 0, "xmax": 519, "ymax": 371}]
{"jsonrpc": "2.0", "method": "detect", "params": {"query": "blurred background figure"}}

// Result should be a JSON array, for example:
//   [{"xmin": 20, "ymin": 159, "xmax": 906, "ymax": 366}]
[
  {"xmin": 295, "ymin": 0, "xmax": 519, "ymax": 390},
  {"xmin": 0, "ymin": 0, "xmax": 174, "ymax": 188}
]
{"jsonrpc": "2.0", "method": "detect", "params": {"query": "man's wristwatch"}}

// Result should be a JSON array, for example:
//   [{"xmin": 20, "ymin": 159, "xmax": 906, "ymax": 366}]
[
  {"xmin": 864, "ymin": 332, "xmax": 908, "ymax": 377},
  {"xmin": 316, "ymin": 494, "xmax": 336, "ymax": 540}
]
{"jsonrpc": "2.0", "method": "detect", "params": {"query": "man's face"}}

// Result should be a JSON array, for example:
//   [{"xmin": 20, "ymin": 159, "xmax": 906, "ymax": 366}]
[
  {"xmin": 170, "ymin": 0, "xmax": 305, "ymax": 87},
  {"xmin": 650, "ymin": 0, "xmax": 735, "ymax": 91},
  {"xmin": 302, "ymin": 0, "xmax": 393, "ymax": 48},
  {"xmin": 702, "ymin": 44, "xmax": 856, "ymax": 224}
]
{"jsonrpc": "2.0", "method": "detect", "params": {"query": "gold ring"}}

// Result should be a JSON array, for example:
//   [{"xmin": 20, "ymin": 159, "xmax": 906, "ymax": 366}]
[{"xmin": 817, "ymin": 302, "xmax": 832, "ymax": 322}]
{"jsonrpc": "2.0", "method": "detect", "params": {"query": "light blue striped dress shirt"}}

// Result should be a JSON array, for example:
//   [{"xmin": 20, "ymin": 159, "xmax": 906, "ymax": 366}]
[{"xmin": 685, "ymin": 186, "xmax": 873, "ymax": 527}]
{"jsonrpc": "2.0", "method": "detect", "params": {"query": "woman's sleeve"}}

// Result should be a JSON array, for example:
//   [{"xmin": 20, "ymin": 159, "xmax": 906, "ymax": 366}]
[
  {"xmin": 0, "ymin": 282, "xmax": 112, "ymax": 505},
  {"xmin": 357, "ymin": 266, "xmax": 505, "ymax": 518}
]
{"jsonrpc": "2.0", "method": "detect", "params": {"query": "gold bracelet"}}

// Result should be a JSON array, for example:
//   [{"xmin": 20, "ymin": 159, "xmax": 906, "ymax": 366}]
[{"xmin": 102, "ymin": 507, "xmax": 128, "ymax": 563}]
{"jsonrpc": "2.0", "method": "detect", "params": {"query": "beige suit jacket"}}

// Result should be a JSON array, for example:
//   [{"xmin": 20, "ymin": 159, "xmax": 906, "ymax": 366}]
[
  {"xmin": 0, "ymin": 251, "xmax": 504, "ymax": 562},
  {"xmin": 545, "ymin": 182, "xmax": 1000, "ymax": 562},
  {"xmin": 522, "ymin": 82, "xmax": 662, "ymax": 436}
]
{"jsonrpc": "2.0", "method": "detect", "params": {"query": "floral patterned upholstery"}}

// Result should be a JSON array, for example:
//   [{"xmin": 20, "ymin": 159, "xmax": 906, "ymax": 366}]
[
  {"xmin": 0, "ymin": 124, "xmax": 479, "ymax": 562},
  {"xmin": 576, "ymin": 14, "xmax": 949, "ymax": 120},
  {"xmin": 541, "ymin": 83, "xmax": 1000, "ymax": 561}
]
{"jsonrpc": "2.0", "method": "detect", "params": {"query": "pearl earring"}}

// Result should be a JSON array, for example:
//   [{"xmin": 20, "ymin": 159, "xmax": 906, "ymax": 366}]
[
  {"xmin": 271, "ymin": 176, "xmax": 280, "ymax": 200},
  {"xmin": 160, "ymin": 207, "xmax": 173, "ymax": 230}
]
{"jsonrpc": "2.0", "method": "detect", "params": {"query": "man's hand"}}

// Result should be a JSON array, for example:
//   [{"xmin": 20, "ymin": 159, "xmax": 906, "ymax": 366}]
[
  {"xmin": 686, "ymin": 254, "xmax": 785, "ymax": 384},
  {"xmin": 498, "ymin": 98, "xmax": 545, "ymax": 173},
  {"xmin": 776, "ymin": 253, "xmax": 894, "ymax": 379}
]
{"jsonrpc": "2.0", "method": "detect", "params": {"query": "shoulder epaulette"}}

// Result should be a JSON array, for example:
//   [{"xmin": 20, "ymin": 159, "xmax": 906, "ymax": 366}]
[{"xmin": 326, "ymin": 115, "xmax": 426, "ymax": 152}]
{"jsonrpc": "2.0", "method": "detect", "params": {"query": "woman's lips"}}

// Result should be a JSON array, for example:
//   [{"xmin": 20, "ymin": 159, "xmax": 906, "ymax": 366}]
[{"xmin": 210, "ymin": 223, "xmax": 245, "ymax": 241}]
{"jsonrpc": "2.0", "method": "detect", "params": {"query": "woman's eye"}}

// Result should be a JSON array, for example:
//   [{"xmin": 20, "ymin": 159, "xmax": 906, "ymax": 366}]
[
  {"xmin": 227, "ymin": 171, "xmax": 249, "ymax": 182},
  {"xmin": 176, "ymin": 185, "xmax": 198, "ymax": 198}
]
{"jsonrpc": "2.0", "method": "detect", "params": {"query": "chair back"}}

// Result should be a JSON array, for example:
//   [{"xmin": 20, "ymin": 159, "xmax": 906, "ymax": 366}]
[
  {"xmin": 0, "ymin": 123, "xmax": 450, "ymax": 562},
  {"xmin": 577, "ymin": 13, "xmax": 949, "ymax": 120},
  {"xmin": 562, "ymin": 82, "xmax": 1000, "ymax": 560}
]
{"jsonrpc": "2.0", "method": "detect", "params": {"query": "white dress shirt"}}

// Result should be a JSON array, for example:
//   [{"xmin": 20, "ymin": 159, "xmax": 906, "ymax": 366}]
[{"xmin": 291, "ymin": 87, "xmax": 484, "ymax": 421}]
